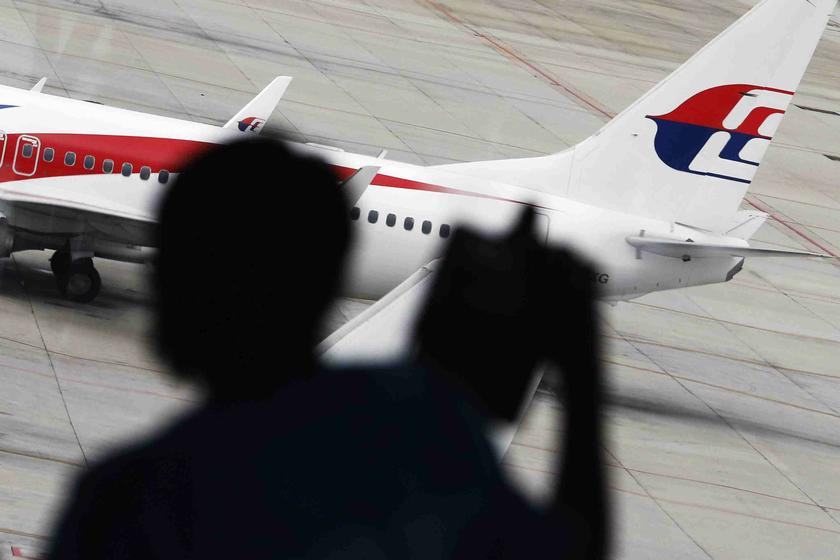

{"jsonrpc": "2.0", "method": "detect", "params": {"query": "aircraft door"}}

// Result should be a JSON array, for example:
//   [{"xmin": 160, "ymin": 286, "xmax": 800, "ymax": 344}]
[
  {"xmin": 534, "ymin": 212, "xmax": 550, "ymax": 245},
  {"xmin": 13, "ymin": 135, "xmax": 41, "ymax": 177}
]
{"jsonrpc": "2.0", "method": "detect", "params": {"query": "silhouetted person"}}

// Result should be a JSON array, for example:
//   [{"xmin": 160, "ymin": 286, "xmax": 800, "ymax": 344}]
[{"xmin": 48, "ymin": 138, "xmax": 608, "ymax": 559}]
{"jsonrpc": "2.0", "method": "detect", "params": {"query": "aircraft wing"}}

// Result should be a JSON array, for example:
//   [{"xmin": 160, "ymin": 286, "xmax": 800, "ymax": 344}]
[
  {"xmin": 318, "ymin": 260, "xmax": 537, "ymax": 457},
  {"xmin": 0, "ymin": 195, "xmax": 156, "ymax": 247},
  {"xmin": 318, "ymin": 260, "xmax": 438, "ymax": 362}
]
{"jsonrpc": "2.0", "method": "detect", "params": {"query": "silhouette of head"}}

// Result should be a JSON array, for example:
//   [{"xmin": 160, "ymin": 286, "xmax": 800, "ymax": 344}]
[{"xmin": 155, "ymin": 137, "xmax": 351, "ymax": 399}]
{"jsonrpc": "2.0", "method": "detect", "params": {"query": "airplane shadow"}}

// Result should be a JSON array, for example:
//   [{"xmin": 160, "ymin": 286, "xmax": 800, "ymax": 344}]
[
  {"xmin": 0, "ymin": 255, "xmax": 154, "ymax": 312},
  {"xmin": 610, "ymin": 391, "xmax": 840, "ymax": 453},
  {"xmin": 544, "ymin": 380, "xmax": 840, "ymax": 452}
]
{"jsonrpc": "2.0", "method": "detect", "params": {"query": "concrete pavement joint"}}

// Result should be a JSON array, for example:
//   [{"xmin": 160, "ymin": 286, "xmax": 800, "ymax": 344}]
[{"xmin": 10, "ymin": 255, "xmax": 88, "ymax": 467}]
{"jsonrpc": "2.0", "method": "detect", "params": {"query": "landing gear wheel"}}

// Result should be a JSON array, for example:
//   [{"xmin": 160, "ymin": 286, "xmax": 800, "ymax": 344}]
[
  {"xmin": 56, "ymin": 258, "xmax": 101, "ymax": 303},
  {"xmin": 50, "ymin": 250, "xmax": 71, "ymax": 277}
]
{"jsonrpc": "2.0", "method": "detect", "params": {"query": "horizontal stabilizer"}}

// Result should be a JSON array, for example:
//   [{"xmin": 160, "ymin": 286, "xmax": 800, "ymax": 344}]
[
  {"xmin": 223, "ymin": 76, "xmax": 292, "ymax": 134},
  {"xmin": 627, "ymin": 236, "xmax": 828, "ymax": 259}
]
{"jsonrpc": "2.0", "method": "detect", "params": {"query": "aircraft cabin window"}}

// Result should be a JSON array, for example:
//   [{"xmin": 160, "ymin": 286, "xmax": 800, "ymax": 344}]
[
  {"xmin": 43, "ymin": 148, "xmax": 54, "ymax": 162},
  {"xmin": 404, "ymin": 217, "xmax": 414, "ymax": 231},
  {"xmin": 350, "ymin": 207, "xmax": 360, "ymax": 221},
  {"xmin": 368, "ymin": 210, "xmax": 379, "ymax": 224},
  {"xmin": 440, "ymin": 224, "xmax": 451, "ymax": 238},
  {"xmin": 386, "ymin": 213, "xmax": 396, "ymax": 227},
  {"xmin": 65, "ymin": 152, "xmax": 76, "ymax": 166},
  {"xmin": 140, "ymin": 166, "xmax": 151, "ymax": 180},
  {"xmin": 158, "ymin": 170, "xmax": 170, "ymax": 184},
  {"xmin": 422, "ymin": 220, "xmax": 432, "ymax": 234},
  {"xmin": 84, "ymin": 156, "xmax": 95, "ymax": 170},
  {"xmin": 103, "ymin": 159, "xmax": 114, "ymax": 174},
  {"xmin": 22, "ymin": 144, "xmax": 33, "ymax": 158},
  {"xmin": 121, "ymin": 163, "xmax": 133, "ymax": 177}
]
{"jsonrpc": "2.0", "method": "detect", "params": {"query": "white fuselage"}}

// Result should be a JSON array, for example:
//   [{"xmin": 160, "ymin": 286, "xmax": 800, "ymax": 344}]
[{"xmin": 0, "ymin": 83, "xmax": 742, "ymax": 302}]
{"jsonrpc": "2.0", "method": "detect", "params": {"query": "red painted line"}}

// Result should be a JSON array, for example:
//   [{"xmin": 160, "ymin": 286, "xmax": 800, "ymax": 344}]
[
  {"xmin": 0, "ymin": 134, "xmax": 548, "ymax": 211},
  {"xmin": 0, "ymin": 133, "xmax": 214, "ymax": 184},
  {"xmin": 744, "ymin": 195, "xmax": 839, "ymax": 258},
  {"xmin": 332, "ymin": 163, "xmax": 553, "ymax": 210},
  {"xmin": 11, "ymin": 547, "xmax": 44, "ymax": 560},
  {"xmin": 422, "ymin": 0, "xmax": 614, "ymax": 120}
]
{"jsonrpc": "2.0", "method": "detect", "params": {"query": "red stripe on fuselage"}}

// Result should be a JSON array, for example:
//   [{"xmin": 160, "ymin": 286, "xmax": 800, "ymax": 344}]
[
  {"xmin": 0, "ymin": 134, "xmax": 215, "ymax": 184},
  {"xmin": 0, "ymin": 134, "xmax": 539, "ymax": 208},
  {"xmin": 332, "ymin": 164, "xmax": 542, "ymax": 208}
]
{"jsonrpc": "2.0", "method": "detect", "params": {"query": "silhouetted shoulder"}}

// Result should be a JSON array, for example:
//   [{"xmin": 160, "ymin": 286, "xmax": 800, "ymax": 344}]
[
  {"xmin": 49, "ymin": 415, "xmax": 197, "ymax": 559},
  {"xmin": 50, "ymin": 364, "xmax": 564, "ymax": 559}
]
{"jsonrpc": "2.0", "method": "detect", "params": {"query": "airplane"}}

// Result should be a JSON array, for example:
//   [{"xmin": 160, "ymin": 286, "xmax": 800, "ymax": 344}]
[{"xmin": 0, "ymin": 0, "xmax": 833, "ymax": 314}]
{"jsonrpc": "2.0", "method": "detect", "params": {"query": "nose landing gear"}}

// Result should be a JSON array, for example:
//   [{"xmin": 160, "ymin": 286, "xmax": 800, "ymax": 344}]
[{"xmin": 50, "ymin": 251, "xmax": 102, "ymax": 303}]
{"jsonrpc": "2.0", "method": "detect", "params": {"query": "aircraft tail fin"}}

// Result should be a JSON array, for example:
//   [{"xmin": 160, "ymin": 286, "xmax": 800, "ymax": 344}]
[
  {"xmin": 436, "ymin": 0, "xmax": 837, "ymax": 232},
  {"xmin": 223, "ymin": 76, "xmax": 292, "ymax": 134}
]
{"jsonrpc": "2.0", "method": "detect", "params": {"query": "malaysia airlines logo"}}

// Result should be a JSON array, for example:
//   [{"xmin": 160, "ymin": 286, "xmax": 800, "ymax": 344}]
[
  {"xmin": 646, "ymin": 84, "xmax": 793, "ymax": 184},
  {"xmin": 237, "ymin": 116, "xmax": 265, "ymax": 133}
]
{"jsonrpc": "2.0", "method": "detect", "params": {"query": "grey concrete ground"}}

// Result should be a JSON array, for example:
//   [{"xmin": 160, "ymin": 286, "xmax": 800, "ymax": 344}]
[{"xmin": 0, "ymin": 0, "xmax": 839, "ymax": 558}]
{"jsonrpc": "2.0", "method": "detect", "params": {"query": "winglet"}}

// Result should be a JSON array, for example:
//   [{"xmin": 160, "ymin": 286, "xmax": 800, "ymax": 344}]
[
  {"xmin": 223, "ymin": 76, "xmax": 292, "ymax": 134},
  {"xmin": 31, "ymin": 77, "xmax": 47, "ymax": 93},
  {"xmin": 341, "ymin": 166, "xmax": 381, "ymax": 207}
]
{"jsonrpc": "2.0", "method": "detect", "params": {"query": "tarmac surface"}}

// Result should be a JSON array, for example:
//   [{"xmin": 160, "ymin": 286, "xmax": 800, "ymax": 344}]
[{"xmin": 1, "ymin": 0, "xmax": 840, "ymax": 558}]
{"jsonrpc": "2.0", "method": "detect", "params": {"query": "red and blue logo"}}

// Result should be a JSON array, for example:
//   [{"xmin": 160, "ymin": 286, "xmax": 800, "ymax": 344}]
[
  {"xmin": 237, "ymin": 116, "xmax": 265, "ymax": 133},
  {"xmin": 647, "ymin": 84, "xmax": 793, "ymax": 184}
]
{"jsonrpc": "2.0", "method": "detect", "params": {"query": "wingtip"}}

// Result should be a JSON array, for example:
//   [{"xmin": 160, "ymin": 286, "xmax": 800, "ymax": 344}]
[
  {"xmin": 271, "ymin": 76, "xmax": 293, "ymax": 91},
  {"xmin": 31, "ymin": 77, "xmax": 47, "ymax": 93},
  {"xmin": 222, "ymin": 76, "xmax": 294, "ymax": 132}
]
